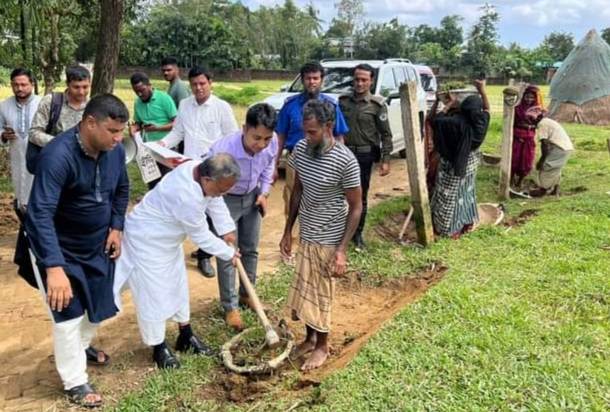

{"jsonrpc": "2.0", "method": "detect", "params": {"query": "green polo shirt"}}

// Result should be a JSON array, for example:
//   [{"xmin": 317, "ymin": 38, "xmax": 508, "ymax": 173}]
[{"xmin": 133, "ymin": 89, "xmax": 177, "ymax": 142}]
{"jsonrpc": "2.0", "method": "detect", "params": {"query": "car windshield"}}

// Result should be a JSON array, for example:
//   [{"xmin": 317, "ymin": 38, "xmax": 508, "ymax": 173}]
[{"xmin": 289, "ymin": 67, "xmax": 378, "ymax": 94}]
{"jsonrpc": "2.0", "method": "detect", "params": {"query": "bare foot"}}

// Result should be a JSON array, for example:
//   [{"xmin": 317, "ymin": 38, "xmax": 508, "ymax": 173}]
[
  {"xmin": 300, "ymin": 347, "xmax": 329, "ymax": 371},
  {"xmin": 291, "ymin": 339, "xmax": 316, "ymax": 360}
]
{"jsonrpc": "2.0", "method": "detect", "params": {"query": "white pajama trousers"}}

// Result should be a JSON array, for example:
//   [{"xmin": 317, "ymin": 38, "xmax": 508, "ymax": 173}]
[
  {"xmin": 136, "ymin": 300, "xmax": 190, "ymax": 346},
  {"xmin": 52, "ymin": 314, "xmax": 99, "ymax": 390}
]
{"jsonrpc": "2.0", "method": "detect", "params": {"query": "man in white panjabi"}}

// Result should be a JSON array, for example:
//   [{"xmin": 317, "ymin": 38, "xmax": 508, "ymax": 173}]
[
  {"xmin": 114, "ymin": 153, "xmax": 240, "ymax": 369},
  {"xmin": 159, "ymin": 65, "xmax": 239, "ymax": 278}
]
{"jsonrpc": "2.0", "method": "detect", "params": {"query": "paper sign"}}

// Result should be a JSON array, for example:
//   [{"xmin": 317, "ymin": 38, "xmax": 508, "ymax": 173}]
[
  {"xmin": 144, "ymin": 142, "xmax": 190, "ymax": 168},
  {"xmin": 133, "ymin": 132, "xmax": 161, "ymax": 183}
]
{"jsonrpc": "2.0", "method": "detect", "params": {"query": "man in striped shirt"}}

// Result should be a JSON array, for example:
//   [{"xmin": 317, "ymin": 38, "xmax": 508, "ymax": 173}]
[{"xmin": 280, "ymin": 99, "xmax": 362, "ymax": 371}]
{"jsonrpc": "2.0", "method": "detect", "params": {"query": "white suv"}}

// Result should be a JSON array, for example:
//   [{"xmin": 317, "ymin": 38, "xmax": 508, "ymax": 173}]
[{"xmin": 264, "ymin": 58, "xmax": 427, "ymax": 156}]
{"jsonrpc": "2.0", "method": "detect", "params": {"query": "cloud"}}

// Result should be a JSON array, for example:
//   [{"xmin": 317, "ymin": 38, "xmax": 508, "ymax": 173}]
[
  {"xmin": 509, "ymin": 0, "xmax": 587, "ymax": 26},
  {"xmin": 241, "ymin": 0, "xmax": 610, "ymax": 45}
]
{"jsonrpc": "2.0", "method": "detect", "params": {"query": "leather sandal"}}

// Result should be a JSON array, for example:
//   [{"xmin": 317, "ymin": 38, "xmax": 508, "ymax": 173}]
[
  {"xmin": 85, "ymin": 346, "xmax": 110, "ymax": 366},
  {"xmin": 64, "ymin": 382, "xmax": 102, "ymax": 408}
]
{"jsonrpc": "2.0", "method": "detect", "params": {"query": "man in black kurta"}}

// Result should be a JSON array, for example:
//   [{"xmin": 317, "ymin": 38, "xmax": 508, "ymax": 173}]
[{"xmin": 25, "ymin": 94, "xmax": 129, "ymax": 407}]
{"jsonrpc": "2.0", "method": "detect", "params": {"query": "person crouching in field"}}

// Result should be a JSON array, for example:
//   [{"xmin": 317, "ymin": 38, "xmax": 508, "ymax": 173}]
[
  {"xmin": 114, "ymin": 154, "xmax": 240, "ymax": 369},
  {"xmin": 525, "ymin": 107, "xmax": 574, "ymax": 197},
  {"xmin": 429, "ymin": 80, "xmax": 490, "ymax": 239},
  {"xmin": 280, "ymin": 99, "xmax": 362, "ymax": 371}
]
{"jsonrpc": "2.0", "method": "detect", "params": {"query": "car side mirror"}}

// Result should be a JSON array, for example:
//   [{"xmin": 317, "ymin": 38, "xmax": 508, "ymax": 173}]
[
  {"xmin": 280, "ymin": 84, "xmax": 289, "ymax": 92},
  {"xmin": 386, "ymin": 91, "xmax": 400, "ymax": 103}
]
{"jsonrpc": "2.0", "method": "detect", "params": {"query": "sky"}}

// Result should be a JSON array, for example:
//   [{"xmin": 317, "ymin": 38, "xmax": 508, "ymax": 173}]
[{"xmin": 240, "ymin": 0, "xmax": 610, "ymax": 48}]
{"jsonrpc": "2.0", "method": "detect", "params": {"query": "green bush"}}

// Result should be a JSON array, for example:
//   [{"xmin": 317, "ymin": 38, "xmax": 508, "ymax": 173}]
[
  {"xmin": 215, "ymin": 85, "xmax": 263, "ymax": 106},
  {"xmin": 0, "ymin": 67, "xmax": 12, "ymax": 86}
]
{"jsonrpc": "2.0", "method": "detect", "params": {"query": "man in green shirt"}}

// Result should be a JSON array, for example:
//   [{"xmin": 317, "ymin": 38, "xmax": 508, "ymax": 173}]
[
  {"xmin": 130, "ymin": 72, "xmax": 177, "ymax": 189},
  {"xmin": 129, "ymin": 72, "xmax": 177, "ymax": 142},
  {"xmin": 161, "ymin": 57, "xmax": 191, "ymax": 109}
]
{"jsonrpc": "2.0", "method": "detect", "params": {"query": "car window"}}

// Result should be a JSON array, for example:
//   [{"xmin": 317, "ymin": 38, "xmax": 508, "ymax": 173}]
[
  {"xmin": 320, "ymin": 67, "xmax": 355, "ymax": 94},
  {"xmin": 419, "ymin": 74, "xmax": 436, "ymax": 92},
  {"xmin": 405, "ymin": 66, "xmax": 417, "ymax": 82},
  {"xmin": 379, "ymin": 68, "xmax": 397, "ymax": 97},
  {"xmin": 289, "ymin": 67, "xmax": 379, "ymax": 95},
  {"xmin": 393, "ymin": 67, "xmax": 407, "ymax": 88},
  {"xmin": 289, "ymin": 77, "xmax": 304, "ymax": 93}
]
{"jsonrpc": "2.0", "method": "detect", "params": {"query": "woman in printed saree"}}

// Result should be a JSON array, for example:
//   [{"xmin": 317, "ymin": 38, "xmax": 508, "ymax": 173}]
[
  {"xmin": 512, "ymin": 85, "xmax": 544, "ymax": 189},
  {"xmin": 429, "ymin": 80, "xmax": 491, "ymax": 239}
]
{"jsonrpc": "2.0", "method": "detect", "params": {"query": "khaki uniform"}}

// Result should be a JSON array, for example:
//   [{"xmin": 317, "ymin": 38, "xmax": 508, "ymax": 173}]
[
  {"xmin": 339, "ymin": 93, "xmax": 393, "ymax": 162},
  {"xmin": 339, "ymin": 92, "xmax": 393, "ymax": 239}
]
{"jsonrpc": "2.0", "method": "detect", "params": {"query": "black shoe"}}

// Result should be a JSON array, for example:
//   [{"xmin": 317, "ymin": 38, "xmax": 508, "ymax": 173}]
[
  {"xmin": 153, "ymin": 346, "xmax": 180, "ymax": 369},
  {"xmin": 175, "ymin": 334, "xmax": 216, "ymax": 357},
  {"xmin": 353, "ymin": 233, "xmax": 365, "ymax": 251},
  {"xmin": 197, "ymin": 257, "xmax": 215, "ymax": 278}
]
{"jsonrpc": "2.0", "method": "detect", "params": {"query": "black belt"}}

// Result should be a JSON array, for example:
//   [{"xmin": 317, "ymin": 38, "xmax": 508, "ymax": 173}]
[{"xmin": 347, "ymin": 145, "xmax": 374, "ymax": 154}]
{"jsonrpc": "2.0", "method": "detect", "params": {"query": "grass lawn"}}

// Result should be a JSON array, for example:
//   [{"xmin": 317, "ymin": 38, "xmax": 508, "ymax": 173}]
[
  {"xmin": 0, "ymin": 80, "xmax": 607, "ymax": 410},
  {"xmin": 106, "ymin": 83, "xmax": 609, "ymax": 411}
]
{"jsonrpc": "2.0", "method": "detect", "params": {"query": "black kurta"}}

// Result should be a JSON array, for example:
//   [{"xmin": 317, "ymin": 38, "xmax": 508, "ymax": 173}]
[{"xmin": 25, "ymin": 126, "xmax": 129, "ymax": 323}]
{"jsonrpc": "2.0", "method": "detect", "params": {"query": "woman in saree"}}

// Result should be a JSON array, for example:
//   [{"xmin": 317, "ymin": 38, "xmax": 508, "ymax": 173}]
[
  {"xmin": 429, "ymin": 80, "xmax": 490, "ymax": 239},
  {"xmin": 512, "ymin": 85, "xmax": 543, "ymax": 189}
]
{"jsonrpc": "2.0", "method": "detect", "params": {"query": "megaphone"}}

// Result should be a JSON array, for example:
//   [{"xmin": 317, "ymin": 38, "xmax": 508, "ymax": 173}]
[{"xmin": 123, "ymin": 135, "xmax": 138, "ymax": 164}]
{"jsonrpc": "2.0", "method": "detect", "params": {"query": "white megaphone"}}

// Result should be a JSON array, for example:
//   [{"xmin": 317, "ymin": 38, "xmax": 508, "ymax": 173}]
[{"xmin": 123, "ymin": 135, "xmax": 138, "ymax": 164}]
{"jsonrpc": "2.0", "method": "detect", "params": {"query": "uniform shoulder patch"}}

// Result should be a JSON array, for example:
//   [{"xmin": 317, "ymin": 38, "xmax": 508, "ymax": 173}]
[{"xmin": 370, "ymin": 95, "xmax": 386, "ymax": 106}]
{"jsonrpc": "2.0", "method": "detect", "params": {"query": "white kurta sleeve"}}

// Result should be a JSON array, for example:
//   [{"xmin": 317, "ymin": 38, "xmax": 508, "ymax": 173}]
[
  {"xmin": 220, "ymin": 101, "xmax": 239, "ymax": 136},
  {"xmin": 180, "ymin": 204, "xmax": 235, "ymax": 261},
  {"xmin": 206, "ymin": 196, "xmax": 236, "ymax": 236},
  {"xmin": 161, "ymin": 107, "xmax": 186, "ymax": 148}
]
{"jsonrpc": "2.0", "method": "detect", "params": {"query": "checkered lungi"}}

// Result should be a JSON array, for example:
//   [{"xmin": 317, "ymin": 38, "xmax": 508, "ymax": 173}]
[
  {"xmin": 431, "ymin": 151, "xmax": 480, "ymax": 236},
  {"xmin": 287, "ymin": 242, "xmax": 336, "ymax": 333}
]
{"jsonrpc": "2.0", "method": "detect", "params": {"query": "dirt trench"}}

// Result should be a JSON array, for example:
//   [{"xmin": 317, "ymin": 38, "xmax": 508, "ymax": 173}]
[
  {"xmin": 195, "ymin": 263, "xmax": 447, "ymax": 406},
  {"xmin": 0, "ymin": 159, "xmax": 411, "ymax": 411}
]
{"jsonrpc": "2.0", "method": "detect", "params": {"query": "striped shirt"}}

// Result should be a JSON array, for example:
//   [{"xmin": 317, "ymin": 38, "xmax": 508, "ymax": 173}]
[{"xmin": 289, "ymin": 140, "xmax": 360, "ymax": 245}]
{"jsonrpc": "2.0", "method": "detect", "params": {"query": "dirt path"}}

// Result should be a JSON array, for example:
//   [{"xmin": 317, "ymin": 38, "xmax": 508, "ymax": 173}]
[{"xmin": 0, "ymin": 159, "xmax": 408, "ymax": 411}]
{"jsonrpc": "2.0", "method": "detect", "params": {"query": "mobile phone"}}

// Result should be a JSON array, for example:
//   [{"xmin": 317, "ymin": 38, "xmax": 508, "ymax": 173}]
[{"xmin": 257, "ymin": 204, "xmax": 266, "ymax": 218}]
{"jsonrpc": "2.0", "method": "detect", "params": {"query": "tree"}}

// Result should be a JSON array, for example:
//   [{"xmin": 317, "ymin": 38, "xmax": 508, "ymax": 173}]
[
  {"xmin": 540, "ymin": 31, "xmax": 574, "ymax": 61},
  {"xmin": 413, "ymin": 24, "xmax": 437, "ymax": 45},
  {"xmin": 462, "ymin": 3, "xmax": 500, "ymax": 76},
  {"xmin": 414, "ymin": 42, "xmax": 444, "ymax": 67},
  {"xmin": 355, "ymin": 18, "xmax": 409, "ymax": 60},
  {"xmin": 603, "ymin": 28, "xmax": 610, "ymax": 46},
  {"xmin": 91, "ymin": 0, "xmax": 124, "ymax": 95},
  {"xmin": 438, "ymin": 15, "xmax": 463, "ymax": 51},
  {"xmin": 495, "ymin": 43, "xmax": 536, "ymax": 80},
  {"xmin": 334, "ymin": 0, "xmax": 363, "ymax": 37}
]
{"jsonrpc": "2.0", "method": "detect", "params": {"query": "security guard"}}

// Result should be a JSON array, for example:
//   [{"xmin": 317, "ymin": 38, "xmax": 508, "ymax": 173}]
[{"xmin": 339, "ymin": 63, "xmax": 393, "ymax": 250}]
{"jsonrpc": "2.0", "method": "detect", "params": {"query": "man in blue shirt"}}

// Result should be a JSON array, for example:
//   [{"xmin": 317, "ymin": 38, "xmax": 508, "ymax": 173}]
[
  {"xmin": 275, "ymin": 62, "xmax": 349, "ymax": 254},
  {"xmin": 25, "ymin": 94, "xmax": 130, "ymax": 408}
]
